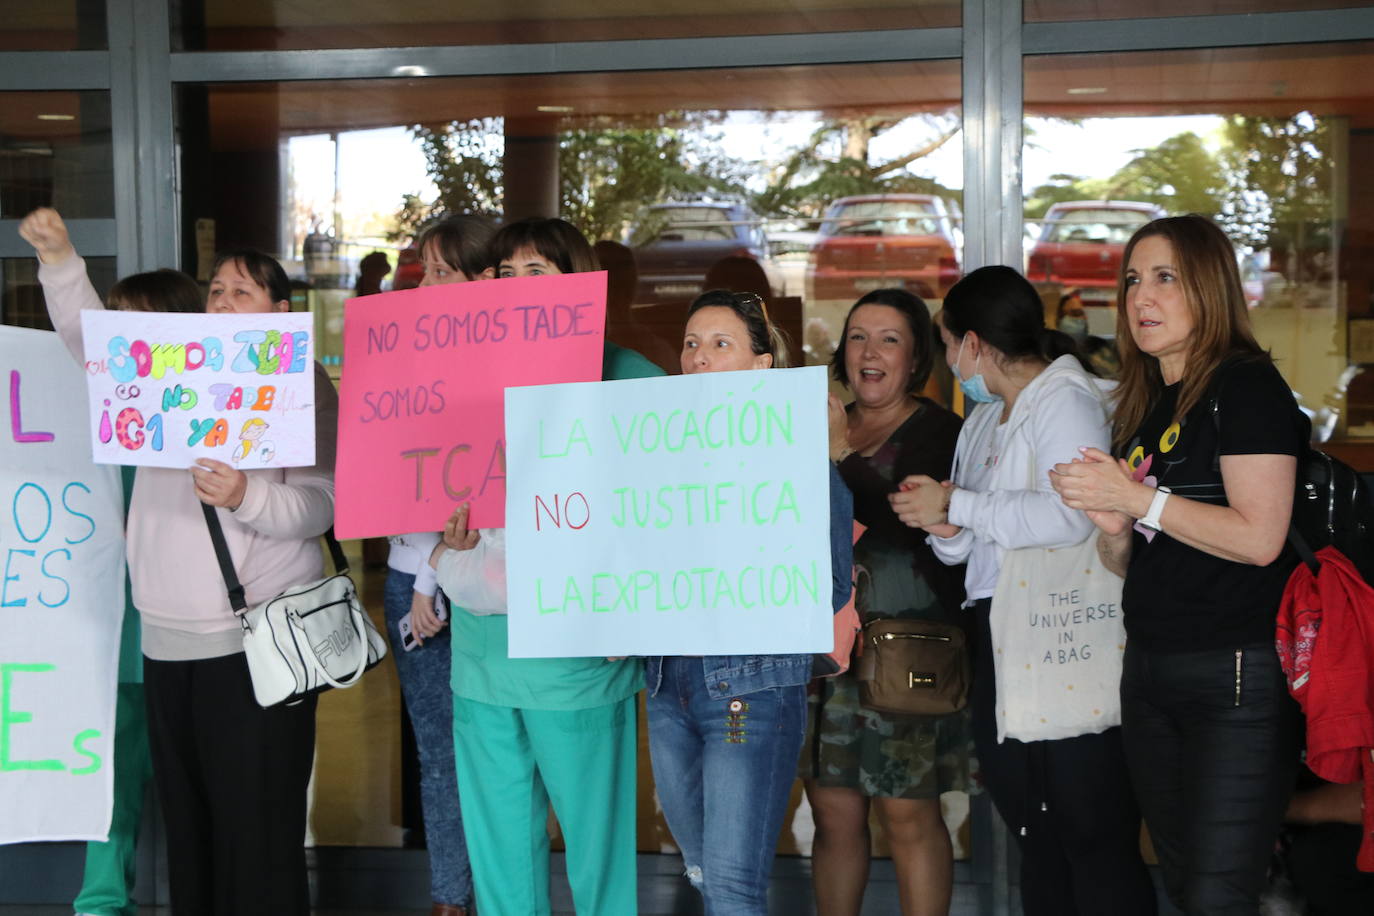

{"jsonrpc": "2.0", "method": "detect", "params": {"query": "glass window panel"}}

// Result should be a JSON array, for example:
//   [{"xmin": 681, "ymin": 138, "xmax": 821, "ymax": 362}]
[
  {"xmin": 0, "ymin": 0, "xmax": 105, "ymax": 51},
  {"xmin": 177, "ymin": 59, "xmax": 964, "ymax": 853},
  {"xmin": 0, "ymin": 91, "xmax": 115, "ymax": 220},
  {"xmin": 1026, "ymin": 0, "xmax": 1374, "ymax": 23},
  {"xmin": 2, "ymin": 256, "xmax": 115, "ymax": 329},
  {"xmin": 1025, "ymin": 42, "xmax": 1374, "ymax": 466},
  {"xmin": 172, "ymin": 0, "xmax": 958, "ymax": 51}
]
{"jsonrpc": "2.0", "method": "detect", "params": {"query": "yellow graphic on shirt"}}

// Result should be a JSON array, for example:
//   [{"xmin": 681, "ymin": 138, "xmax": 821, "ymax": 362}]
[{"xmin": 1159, "ymin": 421, "xmax": 1181, "ymax": 453}]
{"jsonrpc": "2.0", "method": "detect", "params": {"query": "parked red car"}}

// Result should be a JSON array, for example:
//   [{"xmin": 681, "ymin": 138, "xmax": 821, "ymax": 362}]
[
  {"xmin": 1026, "ymin": 201, "xmax": 1165, "ymax": 303},
  {"xmin": 807, "ymin": 194, "xmax": 961, "ymax": 301}
]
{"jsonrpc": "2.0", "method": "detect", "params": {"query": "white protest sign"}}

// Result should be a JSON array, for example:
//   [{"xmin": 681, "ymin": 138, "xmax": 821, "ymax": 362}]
[
  {"xmin": 0, "ymin": 326, "xmax": 125, "ymax": 844},
  {"xmin": 80, "ymin": 311, "xmax": 316, "ymax": 469},
  {"xmin": 505, "ymin": 366, "xmax": 832, "ymax": 657}
]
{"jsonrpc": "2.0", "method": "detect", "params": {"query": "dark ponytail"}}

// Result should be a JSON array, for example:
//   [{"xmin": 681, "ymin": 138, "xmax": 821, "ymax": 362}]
[{"xmin": 943, "ymin": 265, "xmax": 1094, "ymax": 374}]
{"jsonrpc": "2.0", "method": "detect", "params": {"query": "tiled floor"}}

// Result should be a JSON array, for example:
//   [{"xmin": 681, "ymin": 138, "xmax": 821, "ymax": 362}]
[{"xmin": 0, "ymin": 854, "xmax": 999, "ymax": 915}]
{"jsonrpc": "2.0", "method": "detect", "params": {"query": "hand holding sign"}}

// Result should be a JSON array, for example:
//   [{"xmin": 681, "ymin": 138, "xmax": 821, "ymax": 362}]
[{"xmin": 191, "ymin": 458, "xmax": 248, "ymax": 509}]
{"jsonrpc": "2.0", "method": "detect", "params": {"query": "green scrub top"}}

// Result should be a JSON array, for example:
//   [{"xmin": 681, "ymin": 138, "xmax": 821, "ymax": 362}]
[{"xmin": 446, "ymin": 341, "xmax": 664, "ymax": 710}]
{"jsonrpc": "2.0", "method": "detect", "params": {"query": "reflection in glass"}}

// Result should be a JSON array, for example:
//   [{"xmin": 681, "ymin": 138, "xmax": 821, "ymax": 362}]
[
  {"xmin": 176, "ymin": 61, "xmax": 963, "ymax": 851},
  {"xmin": 0, "ymin": 92, "xmax": 115, "ymax": 220},
  {"xmin": 2, "ymin": 257, "xmax": 116, "ymax": 329},
  {"xmin": 1025, "ymin": 42, "xmax": 1374, "ymax": 445},
  {"xmin": 0, "ymin": 0, "xmax": 105, "ymax": 51},
  {"xmin": 174, "ymin": 0, "xmax": 958, "ymax": 51}
]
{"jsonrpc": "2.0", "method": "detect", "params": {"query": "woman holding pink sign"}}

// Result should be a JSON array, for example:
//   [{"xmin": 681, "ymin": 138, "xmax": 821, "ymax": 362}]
[
  {"xmin": 428, "ymin": 217, "xmax": 660, "ymax": 916},
  {"xmin": 21, "ymin": 208, "xmax": 336, "ymax": 916},
  {"xmin": 380, "ymin": 215, "xmax": 495, "ymax": 916}
]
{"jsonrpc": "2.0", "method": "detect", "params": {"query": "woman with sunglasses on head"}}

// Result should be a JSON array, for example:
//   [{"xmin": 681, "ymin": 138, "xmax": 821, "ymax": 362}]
[
  {"xmin": 428, "ymin": 216, "xmax": 661, "ymax": 916},
  {"xmin": 380, "ymin": 214, "xmax": 495, "ymax": 916},
  {"xmin": 1050, "ymin": 215, "xmax": 1305, "ymax": 915},
  {"xmin": 21, "ymin": 208, "xmax": 336, "ymax": 915},
  {"xmin": 803, "ymin": 288, "xmax": 970, "ymax": 916},
  {"xmin": 641, "ymin": 289, "xmax": 853, "ymax": 915}
]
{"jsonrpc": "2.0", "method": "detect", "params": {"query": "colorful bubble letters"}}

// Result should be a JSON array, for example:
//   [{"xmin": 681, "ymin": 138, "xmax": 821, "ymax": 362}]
[
  {"xmin": 504, "ymin": 366, "xmax": 833, "ymax": 658},
  {"xmin": 0, "ymin": 327, "xmax": 125, "ymax": 844},
  {"xmin": 334, "ymin": 272, "xmax": 607, "ymax": 538},
  {"xmin": 80, "ymin": 311, "xmax": 316, "ymax": 470}
]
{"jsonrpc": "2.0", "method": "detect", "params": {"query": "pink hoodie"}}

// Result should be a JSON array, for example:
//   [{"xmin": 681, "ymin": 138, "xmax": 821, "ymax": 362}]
[{"xmin": 40, "ymin": 255, "xmax": 338, "ymax": 661}]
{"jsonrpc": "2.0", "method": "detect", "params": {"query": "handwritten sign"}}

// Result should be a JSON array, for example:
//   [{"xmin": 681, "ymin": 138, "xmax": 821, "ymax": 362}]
[
  {"xmin": 334, "ymin": 273, "xmax": 607, "ymax": 538},
  {"xmin": 80, "ymin": 311, "xmax": 317, "ymax": 469},
  {"xmin": 0, "ymin": 327, "xmax": 126, "ymax": 844},
  {"xmin": 505, "ymin": 366, "xmax": 833, "ymax": 657}
]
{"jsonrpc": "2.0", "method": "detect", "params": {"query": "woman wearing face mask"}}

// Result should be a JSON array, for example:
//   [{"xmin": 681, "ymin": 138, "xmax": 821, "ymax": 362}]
[
  {"xmin": 21, "ymin": 208, "xmax": 336, "ymax": 915},
  {"xmin": 889, "ymin": 266, "xmax": 1154, "ymax": 916},
  {"xmin": 1057, "ymin": 290, "xmax": 1120, "ymax": 379},
  {"xmin": 643, "ymin": 289, "xmax": 853, "ymax": 915},
  {"xmin": 428, "ymin": 216, "xmax": 661, "ymax": 916},
  {"xmin": 381, "ymin": 215, "xmax": 494, "ymax": 916},
  {"xmin": 804, "ymin": 288, "xmax": 969, "ymax": 916}
]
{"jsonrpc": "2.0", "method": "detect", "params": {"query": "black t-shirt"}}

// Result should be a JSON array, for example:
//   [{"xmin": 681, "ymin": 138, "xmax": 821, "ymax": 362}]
[{"xmin": 1121, "ymin": 358, "xmax": 1306, "ymax": 651}]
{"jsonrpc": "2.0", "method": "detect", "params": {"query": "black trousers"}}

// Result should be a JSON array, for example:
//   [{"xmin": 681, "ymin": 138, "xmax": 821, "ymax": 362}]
[
  {"xmin": 972, "ymin": 598, "xmax": 1156, "ymax": 916},
  {"xmin": 144, "ymin": 652, "xmax": 317, "ymax": 916},
  {"xmin": 1121, "ymin": 640, "xmax": 1300, "ymax": 915}
]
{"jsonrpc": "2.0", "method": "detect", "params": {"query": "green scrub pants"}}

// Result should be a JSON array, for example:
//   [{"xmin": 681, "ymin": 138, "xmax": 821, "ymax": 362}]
[
  {"xmin": 73, "ymin": 682, "xmax": 151, "ymax": 916},
  {"xmin": 452, "ymin": 694, "xmax": 638, "ymax": 916}
]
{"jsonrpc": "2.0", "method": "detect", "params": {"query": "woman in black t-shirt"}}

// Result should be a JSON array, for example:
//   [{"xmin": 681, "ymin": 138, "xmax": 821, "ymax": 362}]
[{"xmin": 1050, "ymin": 214, "xmax": 1304, "ymax": 915}]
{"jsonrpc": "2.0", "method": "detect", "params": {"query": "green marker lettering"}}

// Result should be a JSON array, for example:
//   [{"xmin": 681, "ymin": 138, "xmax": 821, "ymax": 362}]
[
  {"xmin": 71, "ymin": 728, "xmax": 102, "ymax": 775},
  {"xmin": 0, "ymin": 663, "xmax": 64, "ymax": 772}
]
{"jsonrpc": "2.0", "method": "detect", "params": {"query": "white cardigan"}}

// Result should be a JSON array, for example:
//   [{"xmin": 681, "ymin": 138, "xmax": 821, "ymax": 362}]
[{"xmin": 931, "ymin": 355, "xmax": 1113, "ymax": 601}]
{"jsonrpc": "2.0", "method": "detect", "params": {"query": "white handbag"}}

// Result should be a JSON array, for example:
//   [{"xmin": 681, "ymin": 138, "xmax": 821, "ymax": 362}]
[{"xmin": 202, "ymin": 504, "xmax": 388, "ymax": 708}]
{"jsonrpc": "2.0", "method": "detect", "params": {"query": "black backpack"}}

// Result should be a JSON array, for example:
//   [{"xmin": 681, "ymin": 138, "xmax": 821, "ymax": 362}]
[
  {"xmin": 1285, "ymin": 446, "xmax": 1374, "ymax": 582},
  {"xmin": 1209, "ymin": 371, "xmax": 1374, "ymax": 582}
]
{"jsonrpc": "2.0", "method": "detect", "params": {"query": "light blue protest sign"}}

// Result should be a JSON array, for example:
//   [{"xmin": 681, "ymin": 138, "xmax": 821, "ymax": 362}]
[{"xmin": 505, "ymin": 365, "xmax": 832, "ymax": 657}]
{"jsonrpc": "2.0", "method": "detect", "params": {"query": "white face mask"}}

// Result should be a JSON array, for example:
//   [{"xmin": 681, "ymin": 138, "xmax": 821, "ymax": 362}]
[
  {"xmin": 1058, "ymin": 315, "xmax": 1088, "ymax": 341},
  {"xmin": 952, "ymin": 334, "xmax": 999, "ymax": 404}
]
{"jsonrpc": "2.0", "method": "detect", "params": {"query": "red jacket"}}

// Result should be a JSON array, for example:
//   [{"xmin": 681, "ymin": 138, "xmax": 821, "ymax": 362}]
[{"xmin": 1277, "ymin": 546, "xmax": 1374, "ymax": 871}]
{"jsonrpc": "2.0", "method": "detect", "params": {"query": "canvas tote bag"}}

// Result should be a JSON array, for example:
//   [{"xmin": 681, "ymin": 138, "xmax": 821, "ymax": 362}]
[{"xmin": 988, "ymin": 412, "xmax": 1127, "ymax": 742}]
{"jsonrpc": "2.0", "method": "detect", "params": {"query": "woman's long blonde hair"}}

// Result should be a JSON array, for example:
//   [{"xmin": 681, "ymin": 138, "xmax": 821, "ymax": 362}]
[{"xmin": 1110, "ymin": 214, "xmax": 1267, "ymax": 452}]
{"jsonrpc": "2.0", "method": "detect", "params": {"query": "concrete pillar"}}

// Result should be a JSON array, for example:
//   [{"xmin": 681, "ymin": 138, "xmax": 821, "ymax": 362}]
[{"xmin": 502, "ymin": 117, "xmax": 560, "ymax": 222}]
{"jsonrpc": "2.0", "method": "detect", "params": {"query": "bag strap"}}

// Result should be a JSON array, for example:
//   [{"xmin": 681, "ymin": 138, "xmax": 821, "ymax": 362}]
[
  {"xmin": 201, "ymin": 503, "xmax": 249, "ymax": 615},
  {"xmin": 201, "ymin": 503, "xmax": 351, "ymax": 617}
]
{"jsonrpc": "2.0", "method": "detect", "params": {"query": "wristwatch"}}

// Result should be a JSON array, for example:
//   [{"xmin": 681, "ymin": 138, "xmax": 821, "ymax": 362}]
[{"xmin": 1139, "ymin": 486, "xmax": 1172, "ymax": 532}]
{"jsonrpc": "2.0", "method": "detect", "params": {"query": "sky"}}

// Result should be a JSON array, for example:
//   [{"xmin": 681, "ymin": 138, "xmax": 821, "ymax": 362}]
[{"xmin": 286, "ymin": 112, "xmax": 1226, "ymax": 251}]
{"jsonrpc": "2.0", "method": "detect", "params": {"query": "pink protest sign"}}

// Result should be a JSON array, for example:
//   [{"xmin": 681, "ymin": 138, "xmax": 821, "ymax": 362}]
[{"xmin": 334, "ymin": 272, "xmax": 607, "ymax": 538}]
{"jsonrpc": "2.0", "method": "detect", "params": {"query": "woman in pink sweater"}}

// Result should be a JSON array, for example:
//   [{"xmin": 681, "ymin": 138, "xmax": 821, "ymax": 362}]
[{"xmin": 21, "ymin": 208, "xmax": 337, "ymax": 916}]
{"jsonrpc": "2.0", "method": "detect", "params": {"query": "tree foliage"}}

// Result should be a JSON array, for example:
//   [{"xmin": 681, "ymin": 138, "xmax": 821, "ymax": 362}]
[
  {"xmin": 1217, "ymin": 113, "xmax": 1332, "ymax": 277},
  {"xmin": 750, "ymin": 113, "xmax": 961, "ymax": 219},
  {"xmin": 392, "ymin": 113, "xmax": 742, "ymax": 243}
]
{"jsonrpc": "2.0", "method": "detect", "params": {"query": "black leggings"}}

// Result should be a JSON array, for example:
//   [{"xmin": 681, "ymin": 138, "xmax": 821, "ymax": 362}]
[
  {"xmin": 1121, "ymin": 640, "xmax": 1300, "ymax": 915},
  {"xmin": 971, "ymin": 599, "xmax": 1156, "ymax": 916}
]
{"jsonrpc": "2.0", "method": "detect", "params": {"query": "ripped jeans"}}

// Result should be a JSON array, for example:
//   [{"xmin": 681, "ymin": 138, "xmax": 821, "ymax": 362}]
[{"xmin": 646, "ymin": 656, "xmax": 807, "ymax": 915}]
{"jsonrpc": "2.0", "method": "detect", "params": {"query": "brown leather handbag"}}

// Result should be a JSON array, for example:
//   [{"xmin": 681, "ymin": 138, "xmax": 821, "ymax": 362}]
[{"xmin": 856, "ymin": 618, "xmax": 970, "ymax": 716}]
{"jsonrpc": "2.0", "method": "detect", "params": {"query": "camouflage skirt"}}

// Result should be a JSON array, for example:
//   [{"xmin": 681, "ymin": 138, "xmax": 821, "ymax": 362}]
[{"xmin": 799, "ymin": 667, "xmax": 978, "ymax": 799}]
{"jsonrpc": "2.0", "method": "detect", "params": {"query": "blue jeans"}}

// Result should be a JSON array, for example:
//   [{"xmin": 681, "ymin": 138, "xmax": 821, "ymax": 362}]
[
  {"xmin": 646, "ymin": 656, "xmax": 807, "ymax": 915},
  {"xmin": 384, "ymin": 569, "xmax": 473, "ymax": 908}
]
